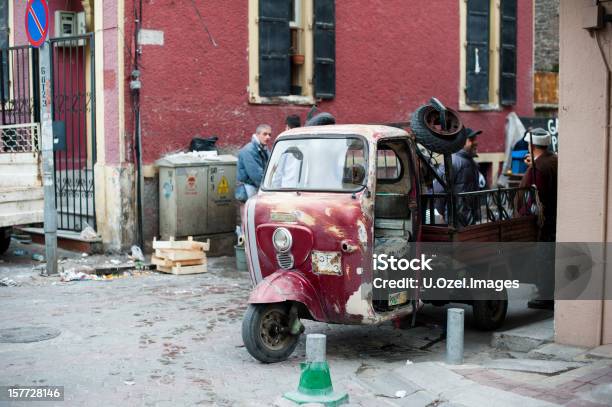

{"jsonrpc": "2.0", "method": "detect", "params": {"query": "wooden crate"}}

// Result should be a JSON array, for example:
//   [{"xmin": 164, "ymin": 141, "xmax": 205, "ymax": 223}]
[{"xmin": 151, "ymin": 237, "xmax": 209, "ymax": 275}]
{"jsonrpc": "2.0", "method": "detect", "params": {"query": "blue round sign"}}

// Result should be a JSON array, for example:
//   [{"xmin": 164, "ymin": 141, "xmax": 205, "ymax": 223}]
[{"xmin": 25, "ymin": 0, "xmax": 49, "ymax": 48}]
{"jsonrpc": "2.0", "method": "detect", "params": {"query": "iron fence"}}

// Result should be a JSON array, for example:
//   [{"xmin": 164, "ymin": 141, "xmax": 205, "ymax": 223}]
[{"xmin": 421, "ymin": 186, "xmax": 539, "ymax": 227}]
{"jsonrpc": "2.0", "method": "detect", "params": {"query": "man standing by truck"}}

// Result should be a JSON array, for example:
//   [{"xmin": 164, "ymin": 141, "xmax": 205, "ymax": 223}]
[
  {"xmin": 520, "ymin": 128, "xmax": 557, "ymax": 310},
  {"xmin": 520, "ymin": 128, "xmax": 558, "ymax": 242},
  {"xmin": 235, "ymin": 124, "xmax": 272, "ymax": 202},
  {"xmin": 433, "ymin": 128, "xmax": 482, "ymax": 225}
]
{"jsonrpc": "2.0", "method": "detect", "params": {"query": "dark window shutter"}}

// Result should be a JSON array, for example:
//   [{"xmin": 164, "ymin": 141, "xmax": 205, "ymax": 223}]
[
  {"xmin": 0, "ymin": 1, "xmax": 8, "ymax": 103},
  {"xmin": 259, "ymin": 0, "xmax": 291, "ymax": 97},
  {"xmin": 314, "ymin": 0, "xmax": 335, "ymax": 99},
  {"xmin": 466, "ymin": 0, "xmax": 490, "ymax": 104},
  {"xmin": 500, "ymin": 0, "xmax": 517, "ymax": 105}
]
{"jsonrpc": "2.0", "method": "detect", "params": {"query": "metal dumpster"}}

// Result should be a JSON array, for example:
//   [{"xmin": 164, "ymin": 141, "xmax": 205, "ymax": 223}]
[{"xmin": 156, "ymin": 153, "xmax": 237, "ymax": 239}]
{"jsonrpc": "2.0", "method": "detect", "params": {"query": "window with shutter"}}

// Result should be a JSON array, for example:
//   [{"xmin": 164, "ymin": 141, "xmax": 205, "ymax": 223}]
[
  {"xmin": 249, "ymin": 0, "xmax": 335, "ymax": 104},
  {"xmin": 313, "ymin": 0, "xmax": 335, "ymax": 99},
  {"xmin": 500, "ymin": 0, "xmax": 517, "ymax": 105},
  {"xmin": 465, "ymin": 0, "xmax": 490, "ymax": 104},
  {"xmin": 258, "ymin": 0, "xmax": 291, "ymax": 97}
]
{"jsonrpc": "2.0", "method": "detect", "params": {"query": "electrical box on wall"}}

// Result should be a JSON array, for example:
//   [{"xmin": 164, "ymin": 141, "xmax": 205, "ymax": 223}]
[
  {"xmin": 54, "ymin": 11, "xmax": 87, "ymax": 45},
  {"xmin": 55, "ymin": 11, "xmax": 76, "ymax": 37}
]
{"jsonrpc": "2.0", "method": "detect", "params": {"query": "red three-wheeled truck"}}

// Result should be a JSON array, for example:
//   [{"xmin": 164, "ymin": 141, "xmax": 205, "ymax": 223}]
[{"xmin": 241, "ymin": 100, "xmax": 541, "ymax": 363}]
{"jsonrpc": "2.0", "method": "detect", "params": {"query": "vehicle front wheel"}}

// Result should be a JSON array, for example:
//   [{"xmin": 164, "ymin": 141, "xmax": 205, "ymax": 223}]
[
  {"xmin": 472, "ymin": 288, "xmax": 508, "ymax": 331},
  {"xmin": 242, "ymin": 303, "xmax": 300, "ymax": 363}
]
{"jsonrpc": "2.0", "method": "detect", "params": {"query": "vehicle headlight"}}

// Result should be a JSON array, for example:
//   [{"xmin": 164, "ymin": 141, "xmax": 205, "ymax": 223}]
[{"xmin": 272, "ymin": 227, "xmax": 292, "ymax": 252}]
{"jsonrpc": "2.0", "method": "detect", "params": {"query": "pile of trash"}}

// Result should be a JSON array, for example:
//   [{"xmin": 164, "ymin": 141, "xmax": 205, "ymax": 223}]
[
  {"xmin": 59, "ymin": 266, "xmax": 100, "ymax": 282},
  {"xmin": 0, "ymin": 277, "xmax": 20, "ymax": 287}
]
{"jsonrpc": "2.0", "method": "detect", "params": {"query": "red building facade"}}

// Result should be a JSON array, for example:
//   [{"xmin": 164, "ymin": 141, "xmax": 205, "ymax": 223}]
[
  {"xmin": 124, "ymin": 0, "xmax": 533, "ymax": 163},
  {"xmin": 5, "ymin": 0, "xmax": 533, "ymax": 248}
]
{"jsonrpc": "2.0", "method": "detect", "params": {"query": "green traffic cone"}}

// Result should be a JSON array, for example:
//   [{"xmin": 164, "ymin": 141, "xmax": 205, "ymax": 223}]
[{"xmin": 283, "ymin": 334, "xmax": 348, "ymax": 406}]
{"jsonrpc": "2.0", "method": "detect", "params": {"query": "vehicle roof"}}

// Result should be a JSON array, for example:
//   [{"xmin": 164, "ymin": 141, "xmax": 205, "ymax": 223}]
[{"xmin": 278, "ymin": 124, "xmax": 414, "ymax": 143}]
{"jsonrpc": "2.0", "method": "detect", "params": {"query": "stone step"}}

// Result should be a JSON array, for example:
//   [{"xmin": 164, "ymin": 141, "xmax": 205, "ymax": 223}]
[
  {"xmin": 354, "ymin": 362, "xmax": 558, "ymax": 407},
  {"xmin": 491, "ymin": 318, "xmax": 554, "ymax": 352}
]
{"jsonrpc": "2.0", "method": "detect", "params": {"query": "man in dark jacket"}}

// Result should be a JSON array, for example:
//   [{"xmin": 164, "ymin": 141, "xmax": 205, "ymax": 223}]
[
  {"xmin": 519, "ymin": 128, "xmax": 557, "ymax": 310},
  {"xmin": 433, "ymin": 128, "xmax": 482, "ymax": 225},
  {"xmin": 519, "ymin": 128, "xmax": 558, "ymax": 241},
  {"xmin": 235, "ymin": 124, "xmax": 271, "ymax": 202}
]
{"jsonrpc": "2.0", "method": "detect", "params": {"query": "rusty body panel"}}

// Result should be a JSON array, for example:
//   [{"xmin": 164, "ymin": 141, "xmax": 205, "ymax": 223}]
[{"xmin": 248, "ymin": 190, "xmax": 376, "ymax": 324}]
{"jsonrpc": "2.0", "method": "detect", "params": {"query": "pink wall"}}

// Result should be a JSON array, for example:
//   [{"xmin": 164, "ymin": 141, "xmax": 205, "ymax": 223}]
[
  {"xmin": 555, "ymin": 0, "xmax": 612, "ymax": 347},
  {"xmin": 124, "ymin": 0, "xmax": 533, "ymax": 165}
]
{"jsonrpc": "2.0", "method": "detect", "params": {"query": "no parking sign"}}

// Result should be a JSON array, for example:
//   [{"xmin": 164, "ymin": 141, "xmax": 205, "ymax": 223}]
[{"xmin": 25, "ymin": 0, "xmax": 49, "ymax": 48}]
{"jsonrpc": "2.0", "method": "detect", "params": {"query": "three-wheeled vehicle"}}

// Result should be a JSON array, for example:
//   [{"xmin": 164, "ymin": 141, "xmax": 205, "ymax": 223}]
[{"xmin": 241, "ymin": 103, "xmax": 540, "ymax": 363}]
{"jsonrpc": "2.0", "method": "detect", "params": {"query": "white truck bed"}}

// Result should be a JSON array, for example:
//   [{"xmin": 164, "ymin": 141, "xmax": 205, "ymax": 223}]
[{"xmin": 0, "ymin": 123, "xmax": 44, "ymax": 228}]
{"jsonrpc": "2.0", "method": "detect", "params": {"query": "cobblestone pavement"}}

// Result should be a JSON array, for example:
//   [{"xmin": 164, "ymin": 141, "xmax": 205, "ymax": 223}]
[{"xmin": 0, "ymin": 242, "xmax": 579, "ymax": 406}]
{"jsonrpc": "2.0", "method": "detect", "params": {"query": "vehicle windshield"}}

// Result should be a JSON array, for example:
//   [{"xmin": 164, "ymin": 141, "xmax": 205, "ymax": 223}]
[{"xmin": 263, "ymin": 136, "xmax": 368, "ymax": 192}]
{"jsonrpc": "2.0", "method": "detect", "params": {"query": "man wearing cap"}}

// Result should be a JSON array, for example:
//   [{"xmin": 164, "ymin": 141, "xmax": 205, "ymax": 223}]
[
  {"xmin": 519, "ymin": 128, "xmax": 558, "ymax": 241},
  {"xmin": 519, "ymin": 128, "xmax": 557, "ymax": 310},
  {"xmin": 433, "ymin": 128, "xmax": 483, "ymax": 225}
]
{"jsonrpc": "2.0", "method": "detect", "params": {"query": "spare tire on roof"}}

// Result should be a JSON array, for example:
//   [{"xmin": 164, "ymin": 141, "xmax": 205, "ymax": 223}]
[
  {"xmin": 305, "ymin": 112, "xmax": 336, "ymax": 126},
  {"xmin": 410, "ymin": 104, "xmax": 466, "ymax": 155}
]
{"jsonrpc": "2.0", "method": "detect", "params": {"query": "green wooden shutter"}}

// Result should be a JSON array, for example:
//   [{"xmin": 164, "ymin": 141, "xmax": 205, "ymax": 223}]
[
  {"xmin": 314, "ymin": 0, "xmax": 335, "ymax": 99},
  {"xmin": 466, "ymin": 0, "xmax": 490, "ymax": 104},
  {"xmin": 0, "ymin": 1, "xmax": 8, "ymax": 103},
  {"xmin": 500, "ymin": 0, "xmax": 517, "ymax": 105},
  {"xmin": 259, "ymin": 0, "xmax": 291, "ymax": 97}
]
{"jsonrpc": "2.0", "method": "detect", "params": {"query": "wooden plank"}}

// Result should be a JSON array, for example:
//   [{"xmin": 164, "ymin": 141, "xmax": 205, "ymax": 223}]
[
  {"xmin": 151, "ymin": 255, "xmax": 206, "ymax": 267},
  {"xmin": 534, "ymin": 71, "xmax": 559, "ymax": 105},
  {"xmin": 420, "ymin": 225, "xmax": 453, "ymax": 242},
  {"xmin": 0, "ymin": 209, "xmax": 44, "ymax": 228},
  {"xmin": 0, "ymin": 187, "xmax": 44, "ymax": 203},
  {"xmin": 155, "ymin": 249, "xmax": 206, "ymax": 261},
  {"xmin": 156, "ymin": 262, "xmax": 208, "ymax": 275},
  {"xmin": 152, "ymin": 236, "xmax": 210, "ymax": 251},
  {"xmin": 0, "ymin": 152, "xmax": 40, "ymax": 164}
]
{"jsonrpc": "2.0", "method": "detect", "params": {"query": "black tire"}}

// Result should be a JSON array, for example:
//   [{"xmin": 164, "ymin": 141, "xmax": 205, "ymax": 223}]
[
  {"xmin": 472, "ymin": 289, "xmax": 508, "ymax": 331},
  {"xmin": 410, "ymin": 105, "xmax": 466, "ymax": 155},
  {"xmin": 0, "ymin": 227, "xmax": 11, "ymax": 255},
  {"xmin": 242, "ymin": 303, "xmax": 300, "ymax": 363}
]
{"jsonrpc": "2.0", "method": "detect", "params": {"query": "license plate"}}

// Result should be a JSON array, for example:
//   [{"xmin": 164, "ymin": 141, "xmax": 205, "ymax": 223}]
[{"xmin": 311, "ymin": 251, "xmax": 342, "ymax": 275}]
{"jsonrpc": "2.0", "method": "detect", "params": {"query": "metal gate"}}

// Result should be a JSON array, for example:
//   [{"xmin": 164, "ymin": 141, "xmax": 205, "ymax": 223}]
[
  {"xmin": 0, "ymin": 34, "xmax": 96, "ymax": 231},
  {"xmin": 49, "ymin": 34, "xmax": 96, "ymax": 231}
]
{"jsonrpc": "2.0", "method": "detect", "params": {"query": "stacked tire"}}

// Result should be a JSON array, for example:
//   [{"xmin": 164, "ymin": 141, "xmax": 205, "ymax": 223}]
[{"xmin": 410, "ymin": 104, "xmax": 466, "ymax": 155}]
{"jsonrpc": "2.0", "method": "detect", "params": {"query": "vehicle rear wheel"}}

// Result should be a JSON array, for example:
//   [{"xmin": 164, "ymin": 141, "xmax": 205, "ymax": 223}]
[
  {"xmin": 242, "ymin": 303, "xmax": 300, "ymax": 363},
  {"xmin": 0, "ymin": 227, "xmax": 11, "ymax": 255},
  {"xmin": 472, "ymin": 288, "xmax": 508, "ymax": 331},
  {"xmin": 410, "ymin": 105, "xmax": 466, "ymax": 155}
]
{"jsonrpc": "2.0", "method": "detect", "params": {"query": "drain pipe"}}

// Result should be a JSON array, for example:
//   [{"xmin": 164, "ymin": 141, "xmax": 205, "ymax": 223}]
[
  {"xmin": 595, "ymin": 28, "xmax": 611, "ymax": 345},
  {"xmin": 131, "ymin": 0, "xmax": 144, "ymax": 249}
]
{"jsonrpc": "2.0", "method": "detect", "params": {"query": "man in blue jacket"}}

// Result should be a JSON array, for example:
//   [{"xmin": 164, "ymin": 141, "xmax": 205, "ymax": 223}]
[
  {"xmin": 235, "ymin": 124, "xmax": 272, "ymax": 202},
  {"xmin": 433, "ymin": 128, "xmax": 482, "ymax": 225}
]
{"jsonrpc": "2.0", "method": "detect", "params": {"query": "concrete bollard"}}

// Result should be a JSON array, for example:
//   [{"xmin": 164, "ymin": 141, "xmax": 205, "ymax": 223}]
[
  {"xmin": 446, "ymin": 308, "xmax": 464, "ymax": 365},
  {"xmin": 306, "ymin": 333, "xmax": 327, "ymax": 363}
]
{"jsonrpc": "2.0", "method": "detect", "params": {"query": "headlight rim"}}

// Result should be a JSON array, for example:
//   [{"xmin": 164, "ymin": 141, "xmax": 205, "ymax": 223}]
[{"xmin": 272, "ymin": 227, "xmax": 293, "ymax": 253}]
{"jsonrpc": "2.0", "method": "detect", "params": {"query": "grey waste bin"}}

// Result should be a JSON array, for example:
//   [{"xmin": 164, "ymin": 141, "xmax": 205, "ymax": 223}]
[{"xmin": 155, "ymin": 153, "xmax": 237, "ymax": 239}]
